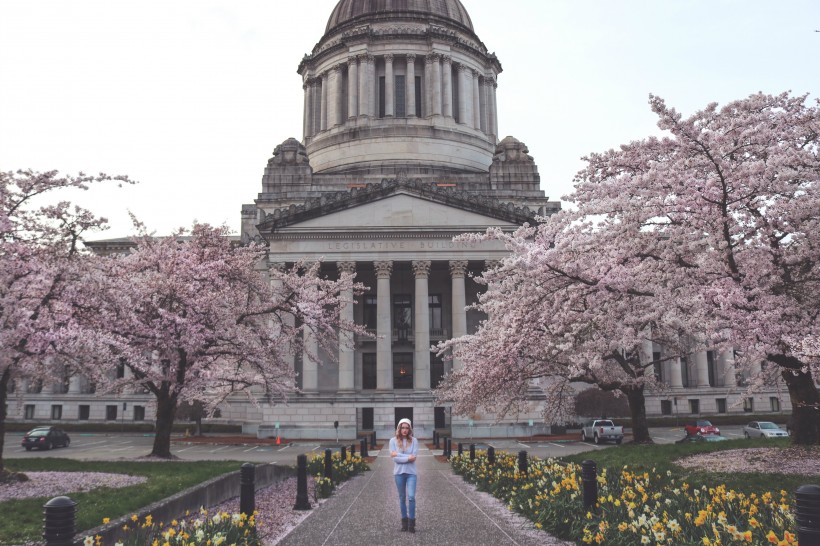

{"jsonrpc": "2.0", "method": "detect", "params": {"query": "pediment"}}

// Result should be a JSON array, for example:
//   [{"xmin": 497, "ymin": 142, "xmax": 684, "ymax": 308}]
[{"xmin": 285, "ymin": 193, "xmax": 518, "ymax": 230}]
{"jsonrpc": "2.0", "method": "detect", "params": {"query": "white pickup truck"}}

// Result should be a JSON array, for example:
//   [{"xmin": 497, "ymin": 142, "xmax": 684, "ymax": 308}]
[{"xmin": 580, "ymin": 419, "xmax": 624, "ymax": 445}]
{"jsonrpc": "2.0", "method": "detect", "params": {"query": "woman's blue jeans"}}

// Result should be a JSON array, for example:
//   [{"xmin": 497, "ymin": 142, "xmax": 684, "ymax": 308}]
[{"xmin": 394, "ymin": 473, "xmax": 417, "ymax": 519}]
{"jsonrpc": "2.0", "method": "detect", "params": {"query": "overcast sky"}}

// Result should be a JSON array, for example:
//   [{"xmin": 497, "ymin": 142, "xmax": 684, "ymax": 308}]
[{"xmin": 1, "ymin": 0, "xmax": 817, "ymax": 238}]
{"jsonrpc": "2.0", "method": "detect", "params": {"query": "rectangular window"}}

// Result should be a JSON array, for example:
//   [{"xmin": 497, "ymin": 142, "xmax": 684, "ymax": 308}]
[
  {"xmin": 680, "ymin": 356, "xmax": 690, "ymax": 387},
  {"xmin": 133, "ymin": 405, "xmax": 145, "ymax": 421},
  {"xmin": 24, "ymin": 404, "xmax": 35, "ymax": 420},
  {"xmin": 660, "ymin": 400, "xmax": 672, "ymax": 415},
  {"xmin": 653, "ymin": 351, "xmax": 662, "ymax": 382},
  {"xmin": 393, "ymin": 353, "xmax": 413, "ymax": 389},
  {"xmin": 689, "ymin": 399, "xmax": 700, "ymax": 414},
  {"xmin": 106, "ymin": 405, "xmax": 118, "ymax": 421},
  {"xmin": 393, "ymin": 295, "xmax": 412, "ymax": 340},
  {"xmin": 362, "ymin": 354, "xmax": 377, "ymax": 390},
  {"xmin": 394, "ymin": 75, "xmax": 406, "ymax": 117},
  {"xmin": 770, "ymin": 397, "xmax": 780, "ymax": 412},
  {"xmin": 716, "ymin": 398, "xmax": 727, "ymax": 413},
  {"xmin": 431, "ymin": 353, "xmax": 444, "ymax": 389},
  {"xmin": 364, "ymin": 295, "xmax": 377, "ymax": 330},
  {"xmin": 707, "ymin": 350, "xmax": 717, "ymax": 387},
  {"xmin": 415, "ymin": 76, "xmax": 422, "ymax": 117},
  {"xmin": 361, "ymin": 407, "xmax": 374, "ymax": 430},
  {"xmin": 743, "ymin": 397, "xmax": 754, "ymax": 412},
  {"xmin": 429, "ymin": 294, "xmax": 442, "ymax": 331},
  {"xmin": 79, "ymin": 405, "xmax": 90, "ymax": 420},
  {"xmin": 378, "ymin": 77, "xmax": 386, "ymax": 118},
  {"xmin": 50, "ymin": 405, "xmax": 62, "ymax": 420}
]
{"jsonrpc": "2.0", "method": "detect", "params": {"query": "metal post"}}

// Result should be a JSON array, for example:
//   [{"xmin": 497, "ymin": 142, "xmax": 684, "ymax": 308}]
[
  {"xmin": 444, "ymin": 437, "xmax": 450, "ymax": 459},
  {"xmin": 43, "ymin": 496, "xmax": 77, "ymax": 546},
  {"xmin": 370, "ymin": 431, "xmax": 376, "ymax": 449},
  {"xmin": 240, "ymin": 463, "xmax": 255, "ymax": 516},
  {"xmin": 581, "ymin": 459, "xmax": 598, "ymax": 511},
  {"xmin": 324, "ymin": 448, "xmax": 333, "ymax": 481},
  {"xmin": 458, "ymin": 442, "xmax": 463, "ymax": 456},
  {"xmin": 433, "ymin": 430, "xmax": 438, "ymax": 448},
  {"xmin": 350, "ymin": 443, "xmax": 356, "ymax": 457},
  {"xmin": 469, "ymin": 443, "xmax": 475, "ymax": 461},
  {"xmin": 796, "ymin": 484, "xmax": 820, "ymax": 544},
  {"xmin": 360, "ymin": 438, "xmax": 368, "ymax": 458},
  {"xmin": 488, "ymin": 446, "xmax": 495, "ymax": 465},
  {"xmin": 341, "ymin": 446, "xmax": 347, "ymax": 460},
  {"xmin": 293, "ymin": 454, "xmax": 311, "ymax": 510},
  {"xmin": 518, "ymin": 450, "xmax": 528, "ymax": 476}
]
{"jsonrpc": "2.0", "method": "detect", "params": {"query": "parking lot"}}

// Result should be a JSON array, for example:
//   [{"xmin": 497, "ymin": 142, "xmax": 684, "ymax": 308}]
[{"xmin": 3, "ymin": 425, "xmax": 750, "ymax": 464}]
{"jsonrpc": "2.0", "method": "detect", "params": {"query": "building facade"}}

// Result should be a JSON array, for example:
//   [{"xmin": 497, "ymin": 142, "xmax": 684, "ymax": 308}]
[{"xmin": 7, "ymin": 0, "xmax": 799, "ymax": 437}]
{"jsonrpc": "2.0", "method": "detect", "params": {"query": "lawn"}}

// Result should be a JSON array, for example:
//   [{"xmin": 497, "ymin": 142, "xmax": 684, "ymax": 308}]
[{"xmin": 0, "ymin": 458, "xmax": 244, "ymax": 545}]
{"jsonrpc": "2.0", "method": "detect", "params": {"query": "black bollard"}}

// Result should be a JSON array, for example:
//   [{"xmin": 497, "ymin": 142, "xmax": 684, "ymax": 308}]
[
  {"xmin": 43, "ymin": 496, "xmax": 76, "ymax": 546},
  {"xmin": 433, "ymin": 430, "xmax": 439, "ymax": 448},
  {"xmin": 458, "ymin": 442, "xmax": 463, "ymax": 456},
  {"xmin": 370, "ymin": 431, "xmax": 376, "ymax": 449},
  {"xmin": 488, "ymin": 446, "xmax": 495, "ymax": 465},
  {"xmin": 796, "ymin": 484, "xmax": 820, "ymax": 544},
  {"xmin": 446, "ymin": 437, "xmax": 451, "ymax": 458},
  {"xmin": 350, "ymin": 443, "xmax": 356, "ymax": 457},
  {"xmin": 581, "ymin": 459, "xmax": 598, "ymax": 511},
  {"xmin": 470, "ymin": 443, "xmax": 476, "ymax": 461},
  {"xmin": 324, "ymin": 448, "xmax": 333, "ymax": 481},
  {"xmin": 341, "ymin": 446, "xmax": 347, "ymax": 460},
  {"xmin": 518, "ymin": 450, "xmax": 528, "ymax": 476},
  {"xmin": 293, "ymin": 454, "xmax": 311, "ymax": 510},
  {"xmin": 240, "ymin": 463, "xmax": 255, "ymax": 517}
]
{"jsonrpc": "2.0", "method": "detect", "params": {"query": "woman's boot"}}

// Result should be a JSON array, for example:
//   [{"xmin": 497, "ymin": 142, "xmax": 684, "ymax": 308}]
[
  {"xmin": 408, "ymin": 518, "xmax": 416, "ymax": 533},
  {"xmin": 401, "ymin": 517, "xmax": 408, "ymax": 531}
]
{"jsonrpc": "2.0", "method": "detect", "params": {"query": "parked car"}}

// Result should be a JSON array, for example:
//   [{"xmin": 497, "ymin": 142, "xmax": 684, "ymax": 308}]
[
  {"xmin": 21, "ymin": 426, "xmax": 71, "ymax": 451},
  {"xmin": 676, "ymin": 433, "xmax": 728, "ymax": 444},
  {"xmin": 683, "ymin": 419, "xmax": 720, "ymax": 436},
  {"xmin": 743, "ymin": 421, "xmax": 789, "ymax": 439},
  {"xmin": 580, "ymin": 419, "xmax": 624, "ymax": 445}
]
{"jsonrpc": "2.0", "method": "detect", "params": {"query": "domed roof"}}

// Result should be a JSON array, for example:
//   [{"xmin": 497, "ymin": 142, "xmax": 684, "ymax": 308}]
[{"xmin": 325, "ymin": 0, "xmax": 474, "ymax": 34}]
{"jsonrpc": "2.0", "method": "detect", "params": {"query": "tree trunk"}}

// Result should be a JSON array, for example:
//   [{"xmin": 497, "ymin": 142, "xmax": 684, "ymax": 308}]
[
  {"xmin": 150, "ymin": 390, "xmax": 178, "ymax": 458},
  {"xmin": 772, "ymin": 355, "xmax": 820, "ymax": 445},
  {"xmin": 0, "ymin": 368, "xmax": 9, "ymax": 474},
  {"xmin": 623, "ymin": 385, "xmax": 654, "ymax": 444}
]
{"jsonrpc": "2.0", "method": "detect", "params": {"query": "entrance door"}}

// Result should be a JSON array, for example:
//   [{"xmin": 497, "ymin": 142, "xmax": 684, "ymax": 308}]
[
  {"xmin": 394, "ymin": 407, "xmax": 413, "ymax": 430},
  {"xmin": 434, "ymin": 407, "xmax": 446, "ymax": 429}
]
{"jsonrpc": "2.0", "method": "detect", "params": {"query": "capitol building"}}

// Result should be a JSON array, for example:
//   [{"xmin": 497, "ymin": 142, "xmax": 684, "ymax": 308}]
[{"xmin": 10, "ymin": 0, "xmax": 794, "ymax": 438}]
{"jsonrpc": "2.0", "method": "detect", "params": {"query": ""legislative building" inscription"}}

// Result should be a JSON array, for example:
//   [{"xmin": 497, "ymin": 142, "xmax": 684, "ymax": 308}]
[{"xmin": 327, "ymin": 240, "xmax": 478, "ymax": 250}]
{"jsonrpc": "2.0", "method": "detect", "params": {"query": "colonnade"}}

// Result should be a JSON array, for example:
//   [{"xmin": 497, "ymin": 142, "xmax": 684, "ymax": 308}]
[
  {"xmin": 302, "ymin": 53, "xmax": 499, "ymax": 140},
  {"xmin": 281, "ymin": 259, "xmax": 471, "ymax": 393}
]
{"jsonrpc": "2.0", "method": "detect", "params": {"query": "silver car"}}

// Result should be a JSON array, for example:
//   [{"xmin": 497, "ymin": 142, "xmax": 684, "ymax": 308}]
[{"xmin": 743, "ymin": 421, "xmax": 789, "ymax": 439}]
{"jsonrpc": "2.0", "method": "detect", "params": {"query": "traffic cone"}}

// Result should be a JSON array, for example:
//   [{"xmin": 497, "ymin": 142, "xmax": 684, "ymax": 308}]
[{"xmin": 276, "ymin": 435, "xmax": 281, "ymax": 445}]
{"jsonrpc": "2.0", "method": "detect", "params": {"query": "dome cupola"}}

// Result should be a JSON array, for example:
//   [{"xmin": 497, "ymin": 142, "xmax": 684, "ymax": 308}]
[{"xmin": 325, "ymin": 0, "xmax": 474, "ymax": 35}]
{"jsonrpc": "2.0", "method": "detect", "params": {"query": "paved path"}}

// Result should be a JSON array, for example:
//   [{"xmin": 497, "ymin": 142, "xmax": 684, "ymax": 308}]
[{"xmin": 276, "ymin": 444, "xmax": 573, "ymax": 546}]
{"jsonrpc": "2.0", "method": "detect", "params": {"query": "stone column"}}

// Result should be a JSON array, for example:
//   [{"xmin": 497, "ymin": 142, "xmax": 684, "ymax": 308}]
[
  {"xmin": 320, "ymin": 72, "xmax": 328, "ymax": 131},
  {"xmin": 457, "ymin": 64, "xmax": 471, "ymax": 124},
  {"xmin": 406, "ymin": 54, "xmax": 416, "ymax": 117},
  {"xmin": 491, "ymin": 80, "xmax": 499, "ymax": 138},
  {"xmin": 270, "ymin": 263, "xmax": 297, "ymax": 385},
  {"xmin": 431, "ymin": 55, "xmax": 442, "ymax": 116},
  {"xmin": 412, "ymin": 261, "xmax": 431, "ymax": 390},
  {"xmin": 384, "ymin": 54, "xmax": 395, "ymax": 117},
  {"xmin": 347, "ymin": 58, "xmax": 358, "ymax": 120},
  {"xmin": 334, "ymin": 64, "xmax": 346, "ymax": 125},
  {"xmin": 472, "ymin": 70, "xmax": 481, "ymax": 129},
  {"xmin": 442, "ymin": 56, "xmax": 453, "ymax": 118},
  {"xmin": 375, "ymin": 261, "xmax": 393, "ymax": 390},
  {"xmin": 358, "ymin": 55, "xmax": 370, "ymax": 117},
  {"xmin": 327, "ymin": 66, "xmax": 338, "ymax": 127},
  {"xmin": 369, "ymin": 55, "xmax": 377, "ymax": 117},
  {"xmin": 302, "ymin": 82, "xmax": 310, "ymax": 139},
  {"xmin": 718, "ymin": 348, "xmax": 735, "ymax": 387},
  {"xmin": 337, "ymin": 262, "xmax": 356, "ymax": 392},
  {"xmin": 311, "ymin": 80, "xmax": 322, "ymax": 135},
  {"xmin": 668, "ymin": 356, "xmax": 684, "ymax": 388},
  {"xmin": 480, "ymin": 78, "xmax": 489, "ymax": 133},
  {"xmin": 450, "ymin": 260, "xmax": 468, "ymax": 373},
  {"xmin": 303, "ymin": 327, "xmax": 319, "ymax": 392},
  {"xmin": 68, "ymin": 374, "xmax": 83, "ymax": 394},
  {"xmin": 694, "ymin": 350, "xmax": 710, "ymax": 387}
]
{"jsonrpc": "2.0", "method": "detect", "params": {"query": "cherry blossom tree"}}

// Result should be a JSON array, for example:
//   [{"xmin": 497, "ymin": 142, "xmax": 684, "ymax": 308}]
[
  {"xmin": 438, "ymin": 91, "xmax": 819, "ymax": 445},
  {"xmin": 0, "ymin": 169, "xmax": 129, "ymax": 475},
  {"xmin": 75, "ymin": 223, "xmax": 364, "ymax": 458}
]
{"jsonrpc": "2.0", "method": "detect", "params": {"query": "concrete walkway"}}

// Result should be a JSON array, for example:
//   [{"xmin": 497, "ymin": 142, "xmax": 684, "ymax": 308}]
[{"xmin": 276, "ymin": 444, "xmax": 573, "ymax": 546}]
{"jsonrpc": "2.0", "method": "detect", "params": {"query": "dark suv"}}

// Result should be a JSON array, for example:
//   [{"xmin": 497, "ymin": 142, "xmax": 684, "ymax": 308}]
[{"xmin": 21, "ymin": 426, "xmax": 71, "ymax": 451}]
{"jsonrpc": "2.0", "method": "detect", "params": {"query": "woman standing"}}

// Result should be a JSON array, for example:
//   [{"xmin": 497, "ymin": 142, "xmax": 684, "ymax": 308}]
[{"xmin": 389, "ymin": 417, "xmax": 418, "ymax": 533}]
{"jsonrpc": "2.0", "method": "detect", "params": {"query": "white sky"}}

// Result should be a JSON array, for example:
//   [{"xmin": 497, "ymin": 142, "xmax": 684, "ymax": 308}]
[{"xmin": 1, "ymin": 0, "xmax": 818, "ymax": 238}]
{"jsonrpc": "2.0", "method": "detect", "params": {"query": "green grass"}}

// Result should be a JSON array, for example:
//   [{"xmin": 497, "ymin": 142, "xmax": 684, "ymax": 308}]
[
  {"xmin": 0, "ymin": 458, "xmax": 244, "ymax": 545},
  {"xmin": 562, "ymin": 437, "xmax": 810, "ymax": 495}
]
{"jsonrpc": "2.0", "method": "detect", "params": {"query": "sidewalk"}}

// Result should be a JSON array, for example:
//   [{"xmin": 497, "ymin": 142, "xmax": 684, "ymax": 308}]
[{"xmin": 275, "ymin": 444, "xmax": 573, "ymax": 546}]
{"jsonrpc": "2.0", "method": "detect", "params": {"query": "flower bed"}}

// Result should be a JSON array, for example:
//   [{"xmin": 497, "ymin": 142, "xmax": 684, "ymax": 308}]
[
  {"xmin": 306, "ymin": 451, "xmax": 370, "ymax": 498},
  {"xmin": 450, "ymin": 451, "xmax": 797, "ymax": 545}
]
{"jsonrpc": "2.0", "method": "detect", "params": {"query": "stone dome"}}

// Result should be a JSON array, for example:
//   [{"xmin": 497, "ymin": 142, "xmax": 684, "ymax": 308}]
[{"xmin": 325, "ymin": 0, "xmax": 474, "ymax": 34}]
